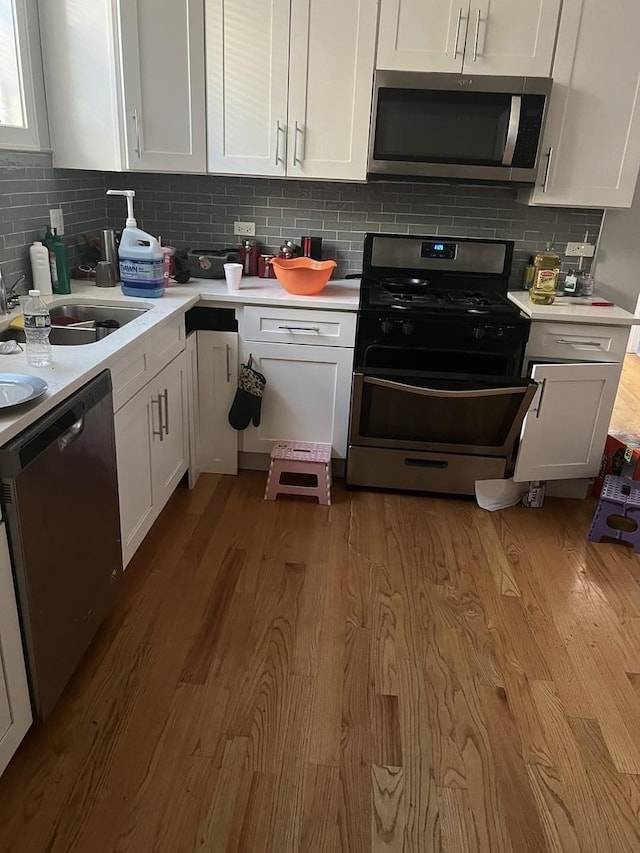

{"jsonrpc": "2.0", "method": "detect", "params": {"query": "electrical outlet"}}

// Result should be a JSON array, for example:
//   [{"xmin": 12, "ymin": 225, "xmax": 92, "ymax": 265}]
[
  {"xmin": 49, "ymin": 208, "xmax": 64, "ymax": 235},
  {"xmin": 565, "ymin": 241, "xmax": 595, "ymax": 257},
  {"xmin": 233, "ymin": 221, "xmax": 256, "ymax": 236}
]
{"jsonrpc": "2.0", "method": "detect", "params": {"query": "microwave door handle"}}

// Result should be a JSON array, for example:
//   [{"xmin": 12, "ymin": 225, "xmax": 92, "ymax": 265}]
[
  {"xmin": 502, "ymin": 95, "xmax": 521, "ymax": 167},
  {"xmin": 363, "ymin": 376, "xmax": 528, "ymax": 399}
]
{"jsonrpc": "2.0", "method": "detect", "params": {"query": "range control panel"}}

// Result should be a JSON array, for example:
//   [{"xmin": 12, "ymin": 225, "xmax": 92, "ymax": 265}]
[{"xmin": 420, "ymin": 241, "xmax": 457, "ymax": 260}]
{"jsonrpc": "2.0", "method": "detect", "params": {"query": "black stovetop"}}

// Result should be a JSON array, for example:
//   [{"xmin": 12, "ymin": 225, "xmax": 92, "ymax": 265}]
[
  {"xmin": 359, "ymin": 276, "xmax": 525, "ymax": 322},
  {"xmin": 357, "ymin": 233, "xmax": 526, "ymax": 323}
]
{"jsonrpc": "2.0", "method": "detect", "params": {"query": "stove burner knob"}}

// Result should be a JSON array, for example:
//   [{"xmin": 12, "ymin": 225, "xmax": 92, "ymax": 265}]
[
  {"xmin": 402, "ymin": 321, "xmax": 415, "ymax": 336},
  {"xmin": 472, "ymin": 326, "xmax": 486, "ymax": 340},
  {"xmin": 380, "ymin": 319, "xmax": 393, "ymax": 335}
]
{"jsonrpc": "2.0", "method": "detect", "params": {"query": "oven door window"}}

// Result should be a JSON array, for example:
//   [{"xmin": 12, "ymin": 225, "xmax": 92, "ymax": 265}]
[
  {"xmin": 374, "ymin": 88, "xmax": 512, "ymax": 167},
  {"xmin": 353, "ymin": 370, "xmax": 536, "ymax": 454}
]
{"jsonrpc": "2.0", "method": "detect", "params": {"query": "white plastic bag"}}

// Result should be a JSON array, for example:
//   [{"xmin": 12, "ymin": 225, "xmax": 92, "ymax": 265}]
[{"xmin": 475, "ymin": 478, "xmax": 528, "ymax": 511}]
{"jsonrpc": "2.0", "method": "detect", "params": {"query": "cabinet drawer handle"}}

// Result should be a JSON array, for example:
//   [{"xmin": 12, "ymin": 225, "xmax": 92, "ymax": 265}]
[
  {"xmin": 277, "ymin": 324, "xmax": 320, "ymax": 332},
  {"xmin": 152, "ymin": 395, "xmax": 163, "ymax": 441},
  {"xmin": 132, "ymin": 108, "xmax": 141, "ymax": 158},
  {"xmin": 452, "ymin": 6, "xmax": 464, "ymax": 56},
  {"xmin": 542, "ymin": 146, "xmax": 553, "ymax": 192},
  {"xmin": 162, "ymin": 389, "xmax": 169, "ymax": 436},
  {"xmin": 472, "ymin": 8, "xmax": 481, "ymax": 61},
  {"xmin": 226, "ymin": 343, "xmax": 231, "ymax": 382},
  {"xmin": 556, "ymin": 338, "xmax": 602, "ymax": 347}
]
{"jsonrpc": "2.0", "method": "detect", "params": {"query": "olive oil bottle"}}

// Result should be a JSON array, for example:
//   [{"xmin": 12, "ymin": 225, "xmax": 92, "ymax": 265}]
[{"xmin": 529, "ymin": 242, "xmax": 561, "ymax": 305}]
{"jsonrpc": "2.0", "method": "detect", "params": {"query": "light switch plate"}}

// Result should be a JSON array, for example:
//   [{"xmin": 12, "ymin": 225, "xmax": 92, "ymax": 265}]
[{"xmin": 49, "ymin": 208, "xmax": 64, "ymax": 235}]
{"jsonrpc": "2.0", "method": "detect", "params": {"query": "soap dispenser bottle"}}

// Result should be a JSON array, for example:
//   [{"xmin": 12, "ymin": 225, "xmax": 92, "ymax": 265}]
[{"xmin": 106, "ymin": 189, "xmax": 164, "ymax": 298}]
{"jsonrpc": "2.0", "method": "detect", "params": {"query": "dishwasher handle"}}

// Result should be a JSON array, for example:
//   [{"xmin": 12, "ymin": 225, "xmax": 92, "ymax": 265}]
[{"xmin": 57, "ymin": 416, "xmax": 85, "ymax": 451}]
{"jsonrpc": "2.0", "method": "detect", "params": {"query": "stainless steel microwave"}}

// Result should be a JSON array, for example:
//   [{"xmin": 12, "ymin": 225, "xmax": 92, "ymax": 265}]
[{"xmin": 368, "ymin": 71, "xmax": 553, "ymax": 183}]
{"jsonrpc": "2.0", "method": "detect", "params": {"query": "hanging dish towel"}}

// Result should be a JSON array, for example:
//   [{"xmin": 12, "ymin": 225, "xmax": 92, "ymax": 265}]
[{"xmin": 228, "ymin": 355, "xmax": 266, "ymax": 430}]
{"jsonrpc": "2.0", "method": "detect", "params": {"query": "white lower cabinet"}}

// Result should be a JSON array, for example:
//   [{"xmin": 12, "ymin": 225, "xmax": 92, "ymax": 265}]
[
  {"xmin": 115, "ymin": 350, "xmax": 188, "ymax": 567},
  {"xmin": 0, "ymin": 522, "xmax": 31, "ymax": 776},
  {"xmin": 196, "ymin": 331, "xmax": 239, "ymax": 475},
  {"xmin": 238, "ymin": 340, "xmax": 353, "ymax": 458},
  {"xmin": 514, "ymin": 361, "xmax": 622, "ymax": 482}
]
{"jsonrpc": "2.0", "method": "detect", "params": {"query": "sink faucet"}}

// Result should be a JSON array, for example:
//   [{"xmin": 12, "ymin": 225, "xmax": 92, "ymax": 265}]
[{"xmin": 0, "ymin": 272, "xmax": 27, "ymax": 314}]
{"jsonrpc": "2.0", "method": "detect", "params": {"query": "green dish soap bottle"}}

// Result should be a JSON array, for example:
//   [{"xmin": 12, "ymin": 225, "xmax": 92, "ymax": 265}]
[{"xmin": 43, "ymin": 227, "xmax": 71, "ymax": 295}]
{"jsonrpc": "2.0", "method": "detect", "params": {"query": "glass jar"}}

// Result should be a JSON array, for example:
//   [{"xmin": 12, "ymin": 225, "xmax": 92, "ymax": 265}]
[{"xmin": 577, "ymin": 272, "xmax": 595, "ymax": 298}]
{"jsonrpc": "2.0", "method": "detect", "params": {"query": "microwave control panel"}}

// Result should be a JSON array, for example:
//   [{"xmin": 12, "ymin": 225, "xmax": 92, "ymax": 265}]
[{"xmin": 421, "ymin": 241, "xmax": 457, "ymax": 260}]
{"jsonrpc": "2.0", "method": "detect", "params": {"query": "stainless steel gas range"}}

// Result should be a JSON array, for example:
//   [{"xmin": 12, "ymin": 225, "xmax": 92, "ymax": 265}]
[{"xmin": 346, "ymin": 233, "xmax": 538, "ymax": 496}]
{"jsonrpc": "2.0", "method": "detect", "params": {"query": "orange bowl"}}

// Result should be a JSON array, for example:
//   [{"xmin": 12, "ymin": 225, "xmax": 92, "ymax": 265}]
[{"xmin": 270, "ymin": 257, "xmax": 337, "ymax": 295}]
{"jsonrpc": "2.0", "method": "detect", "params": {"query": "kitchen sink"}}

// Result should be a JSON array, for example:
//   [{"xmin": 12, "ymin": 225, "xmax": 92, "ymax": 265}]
[
  {"xmin": 0, "ymin": 327, "xmax": 97, "ymax": 346},
  {"xmin": 49, "ymin": 304, "xmax": 149, "ymax": 326},
  {"xmin": 0, "ymin": 303, "xmax": 150, "ymax": 346}
]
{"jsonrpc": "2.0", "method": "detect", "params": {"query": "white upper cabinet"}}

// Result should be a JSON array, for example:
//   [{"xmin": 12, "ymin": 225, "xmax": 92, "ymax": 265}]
[
  {"xmin": 207, "ymin": 0, "xmax": 378, "ymax": 180},
  {"xmin": 119, "ymin": 0, "xmax": 206, "ymax": 172},
  {"xmin": 39, "ymin": 0, "xmax": 206, "ymax": 172},
  {"xmin": 377, "ymin": 0, "xmax": 467, "ymax": 74},
  {"xmin": 376, "ymin": 0, "xmax": 560, "ymax": 76},
  {"xmin": 287, "ymin": 0, "xmax": 377, "ymax": 180},
  {"xmin": 471, "ymin": 0, "xmax": 561, "ymax": 76},
  {"xmin": 523, "ymin": 0, "xmax": 640, "ymax": 208},
  {"xmin": 206, "ymin": 0, "xmax": 290, "ymax": 176}
]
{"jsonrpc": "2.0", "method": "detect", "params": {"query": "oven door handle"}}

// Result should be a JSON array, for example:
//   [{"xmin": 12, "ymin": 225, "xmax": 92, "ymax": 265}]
[
  {"xmin": 502, "ymin": 95, "xmax": 521, "ymax": 167},
  {"xmin": 363, "ymin": 376, "xmax": 527, "ymax": 398}
]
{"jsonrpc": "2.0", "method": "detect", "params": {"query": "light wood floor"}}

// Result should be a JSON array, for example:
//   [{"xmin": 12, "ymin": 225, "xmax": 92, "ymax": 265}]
[
  {"xmin": 611, "ymin": 353, "xmax": 640, "ymax": 432},
  {"xmin": 1, "ymin": 463, "xmax": 640, "ymax": 851}
]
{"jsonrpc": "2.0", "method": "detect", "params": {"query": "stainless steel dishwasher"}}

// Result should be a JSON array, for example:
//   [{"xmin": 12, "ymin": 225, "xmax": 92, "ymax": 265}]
[{"xmin": 0, "ymin": 370, "xmax": 122, "ymax": 720}]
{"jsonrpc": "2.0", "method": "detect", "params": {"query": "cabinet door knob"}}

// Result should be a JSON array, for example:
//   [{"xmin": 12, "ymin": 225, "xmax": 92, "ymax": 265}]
[{"xmin": 226, "ymin": 343, "xmax": 232, "ymax": 383}]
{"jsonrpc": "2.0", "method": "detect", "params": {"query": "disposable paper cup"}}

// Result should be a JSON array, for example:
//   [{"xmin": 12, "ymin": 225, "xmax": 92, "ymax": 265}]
[{"xmin": 224, "ymin": 263, "xmax": 243, "ymax": 291}]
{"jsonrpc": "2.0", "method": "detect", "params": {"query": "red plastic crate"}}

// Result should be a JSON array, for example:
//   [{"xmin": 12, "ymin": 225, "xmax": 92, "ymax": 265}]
[{"xmin": 592, "ymin": 432, "xmax": 640, "ymax": 498}]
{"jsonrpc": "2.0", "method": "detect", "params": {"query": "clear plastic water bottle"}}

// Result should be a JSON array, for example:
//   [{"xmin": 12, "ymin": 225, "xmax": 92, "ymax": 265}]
[{"xmin": 23, "ymin": 289, "xmax": 52, "ymax": 367}]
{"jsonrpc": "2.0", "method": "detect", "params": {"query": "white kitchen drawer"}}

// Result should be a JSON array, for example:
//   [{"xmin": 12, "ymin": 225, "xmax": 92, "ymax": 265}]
[
  {"xmin": 152, "ymin": 315, "xmax": 186, "ymax": 368},
  {"xmin": 110, "ymin": 338, "xmax": 151, "ymax": 412},
  {"xmin": 111, "ymin": 315, "xmax": 186, "ymax": 413},
  {"xmin": 525, "ymin": 322, "xmax": 630, "ymax": 363},
  {"xmin": 242, "ymin": 306, "xmax": 356, "ymax": 347}
]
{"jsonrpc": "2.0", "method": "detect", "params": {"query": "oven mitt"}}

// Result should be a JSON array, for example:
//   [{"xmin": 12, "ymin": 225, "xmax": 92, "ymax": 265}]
[{"xmin": 228, "ymin": 360, "xmax": 266, "ymax": 430}]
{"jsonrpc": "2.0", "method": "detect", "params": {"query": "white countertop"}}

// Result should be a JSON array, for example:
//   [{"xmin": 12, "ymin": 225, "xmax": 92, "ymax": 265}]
[
  {"xmin": 0, "ymin": 277, "xmax": 360, "ymax": 445},
  {"xmin": 508, "ymin": 290, "xmax": 638, "ymax": 325}
]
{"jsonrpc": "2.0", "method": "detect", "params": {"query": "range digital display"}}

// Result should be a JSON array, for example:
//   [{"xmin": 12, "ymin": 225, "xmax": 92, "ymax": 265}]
[{"xmin": 421, "ymin": 241, "xmax": 457, "ymax": 260}]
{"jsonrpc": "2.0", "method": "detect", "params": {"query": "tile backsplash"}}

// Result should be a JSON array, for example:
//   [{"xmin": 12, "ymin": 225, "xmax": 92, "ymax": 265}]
[
  {"xmin": 104, "ymin": 172, "xmax": 603, "ymax": 286},
  {"xmin": 0, "ymin": 151, "xmax": 106, "ymax": 289},
  {"xmin": 1, "ymin": 150, "xmax": 604, "ymax": 289}
]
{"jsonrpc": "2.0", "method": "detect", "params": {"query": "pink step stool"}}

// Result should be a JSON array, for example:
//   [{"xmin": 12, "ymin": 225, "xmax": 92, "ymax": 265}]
[
  {"xmin": 587, "ymin": 474, "xmax": 640, "ymax": 553},
  {"xmin": 264, "ymin": 441, "xmax": 332, "ymax": 505}
]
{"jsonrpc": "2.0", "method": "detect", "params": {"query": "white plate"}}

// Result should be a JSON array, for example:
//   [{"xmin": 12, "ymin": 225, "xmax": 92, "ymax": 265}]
[{"xmin": 0, "ymin": 374, "xmax": 48, "ymax": 409}]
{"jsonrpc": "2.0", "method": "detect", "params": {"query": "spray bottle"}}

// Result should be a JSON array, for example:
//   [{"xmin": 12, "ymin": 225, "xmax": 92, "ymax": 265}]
[{"xmin": 106, "ymin": 189, "xmax": 164, "ymax": 298}]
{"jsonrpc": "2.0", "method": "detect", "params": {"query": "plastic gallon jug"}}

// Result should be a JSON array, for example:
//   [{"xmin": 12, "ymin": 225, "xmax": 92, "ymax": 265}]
[
  {"xmin": 118, "ymin": 226, "xmax": 164, "ymax": 298},
  {"xmin": 106, "ymin": 189, "xmax": 164, "ymax": 298}
]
